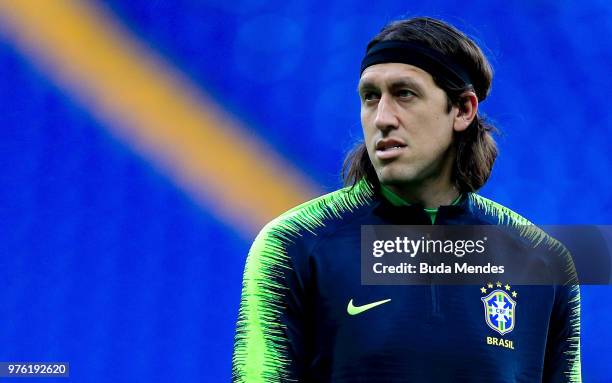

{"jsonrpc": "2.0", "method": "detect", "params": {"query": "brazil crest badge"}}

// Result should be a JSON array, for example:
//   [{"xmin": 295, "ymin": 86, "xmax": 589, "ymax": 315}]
[{"xmin": 481, "ymin": 283, "xmax": 517, "ymax": 336}]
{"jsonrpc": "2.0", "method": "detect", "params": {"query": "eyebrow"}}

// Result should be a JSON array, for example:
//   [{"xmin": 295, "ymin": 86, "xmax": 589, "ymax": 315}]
[{"xmin": 357, "ymin": 77, "xmax": 425, "ymax": 95}]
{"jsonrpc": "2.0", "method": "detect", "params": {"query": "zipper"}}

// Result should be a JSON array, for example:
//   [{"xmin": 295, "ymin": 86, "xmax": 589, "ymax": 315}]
[
  {"xmin": 430, "ymin": 212, "xmax": 440, "ymax": 319},
  {"xmin": 430, "ymin": 284, "xmax": 441, "ymax": 319},
  {"xmin": 428, "ymin": 197, "xmax": 465, "ymax": 320}
]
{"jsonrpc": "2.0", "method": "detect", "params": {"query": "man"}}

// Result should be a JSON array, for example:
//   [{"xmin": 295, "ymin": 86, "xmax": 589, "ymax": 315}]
[{"xmin": 232, "ymin": 17, "xmax": 580, "ymax": 382}]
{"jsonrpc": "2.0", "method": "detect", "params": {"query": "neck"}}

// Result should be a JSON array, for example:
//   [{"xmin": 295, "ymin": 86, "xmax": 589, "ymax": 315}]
[{"xmin": 384, "ymin": 177, "xmax": 460, "ymax": 209}]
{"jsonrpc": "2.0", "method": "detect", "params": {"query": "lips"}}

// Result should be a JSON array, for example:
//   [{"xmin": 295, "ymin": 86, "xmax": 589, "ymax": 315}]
[
  {"xmin": 376, "ymin": 138, "xmax": 407, "ymax": 151},
  {"xmin": 375, "ymin": 138, "xmax": 407, "ymax": 160}
]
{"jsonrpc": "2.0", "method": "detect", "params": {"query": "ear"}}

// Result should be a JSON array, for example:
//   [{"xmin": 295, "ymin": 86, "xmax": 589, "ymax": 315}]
[{"xmin": 452, "ymin": 91, "xmax": 479, "ymax": 132}]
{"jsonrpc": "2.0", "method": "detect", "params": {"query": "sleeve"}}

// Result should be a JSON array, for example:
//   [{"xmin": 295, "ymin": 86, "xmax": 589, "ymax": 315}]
[
  {"xmin": 231, "ymin": 223, "xmax": 311, "ymax": 383},
  {"xmin": 542, "ymin": 283, "xmax": 582, "ymax": 382}
]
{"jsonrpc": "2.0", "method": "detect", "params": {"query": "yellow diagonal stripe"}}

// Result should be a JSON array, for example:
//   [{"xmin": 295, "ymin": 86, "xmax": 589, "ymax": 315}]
[{"xmin": 0, "ymin": 0, "xmax": 320, "ymax": 236}]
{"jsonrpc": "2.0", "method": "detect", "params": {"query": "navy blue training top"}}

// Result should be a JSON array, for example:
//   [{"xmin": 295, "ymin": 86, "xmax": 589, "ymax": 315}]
[{"xmin": 232, "ymin": 181, "xmax": 581, "ymax": 382}]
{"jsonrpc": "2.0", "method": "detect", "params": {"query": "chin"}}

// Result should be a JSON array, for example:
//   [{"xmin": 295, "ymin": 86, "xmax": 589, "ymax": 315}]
[{"xmin": 376, "ymin": 163, "xmax": 420, "ymax": 185}]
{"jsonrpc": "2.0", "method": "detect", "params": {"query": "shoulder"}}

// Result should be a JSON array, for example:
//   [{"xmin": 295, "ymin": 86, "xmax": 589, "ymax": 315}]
[
  {"xmin": 468, "ymin": 193, "xmax": 576, "ymax": 282},
  {"xmin": 254, "ymin": 180, "xmax": 375, "ymax": 245},
  {"xmin": 241, "ymin": 180, "xmax": 375, "ymax": 299},
  {"xmin": 468, "ymin": 193, "xmax": 533, "ymax": 226},
  {"xmin": 245, "ymin": 180, "xmax": 375, "ymax": 271},
  {"xmin": 468, "ymin": 193, "xmax": 566, "ymax": 254}
]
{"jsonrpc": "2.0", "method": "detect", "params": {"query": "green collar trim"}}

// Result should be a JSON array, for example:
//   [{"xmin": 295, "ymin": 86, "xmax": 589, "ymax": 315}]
[{"xmin": 380, "ymin": 184, "xmax": 462, "ymax": 224}]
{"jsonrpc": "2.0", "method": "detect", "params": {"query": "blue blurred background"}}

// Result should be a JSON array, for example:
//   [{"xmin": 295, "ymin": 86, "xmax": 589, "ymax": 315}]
[{"xmin": 0, "ymin": 1, "xmax": 611, "ymax": 381}]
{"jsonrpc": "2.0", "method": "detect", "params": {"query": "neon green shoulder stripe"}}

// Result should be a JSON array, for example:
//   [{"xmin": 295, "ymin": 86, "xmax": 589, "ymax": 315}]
[
  {"xmin": 232, "ymin": 180, "xmax": 373, "ymax": 382},
  {"xmin": 469, "ymin": 193, "xmax": 576, "ymax": 258},
  {"xmin": 469, "ymin": 193, "xmax": 533, "ymax": 225},
  {"xmin": 469, "ymin": 193, "xmax": 547, "ymax": 244},
  {"xmin": 567, "ymin": 284, "xmax": 582, "ymax": 383}
]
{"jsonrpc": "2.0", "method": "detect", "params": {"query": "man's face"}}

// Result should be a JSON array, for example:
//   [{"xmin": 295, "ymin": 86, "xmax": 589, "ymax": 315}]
[{"xmin": 359, "ymin": 63, "xmax": 458, "ymax": 188}]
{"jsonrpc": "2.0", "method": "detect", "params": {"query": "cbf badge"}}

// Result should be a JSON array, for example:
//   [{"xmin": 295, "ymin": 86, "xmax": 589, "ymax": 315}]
[{"xmin": 480, "ymin": 282, "xmax": 517, "ymax": 336}]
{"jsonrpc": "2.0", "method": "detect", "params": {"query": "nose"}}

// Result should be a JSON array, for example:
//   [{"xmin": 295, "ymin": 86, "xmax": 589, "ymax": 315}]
[{"xmin": 374, "ymin": 94, "xmax": 399, "ymax": 133}]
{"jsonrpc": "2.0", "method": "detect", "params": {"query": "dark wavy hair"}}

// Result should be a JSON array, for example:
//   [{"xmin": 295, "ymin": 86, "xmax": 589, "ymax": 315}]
[{"xmin": 342, "ymin": 17, "xmax": 498, "ymax": 193}]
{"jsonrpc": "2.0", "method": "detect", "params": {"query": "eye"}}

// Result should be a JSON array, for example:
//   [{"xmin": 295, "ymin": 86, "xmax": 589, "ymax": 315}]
[
  {"xmin": 397, "ymin": 89, "xmax": 416, "ymax": 99},
  {"xmin": 362, "ymin": 92, "xmax": 380, "ymax": 103}
]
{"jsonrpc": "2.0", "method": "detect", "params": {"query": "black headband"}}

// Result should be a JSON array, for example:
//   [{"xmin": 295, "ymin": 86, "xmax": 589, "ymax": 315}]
[{"xmin": 360, "ymin": 40, "xmax": 473, "ymax": 88}]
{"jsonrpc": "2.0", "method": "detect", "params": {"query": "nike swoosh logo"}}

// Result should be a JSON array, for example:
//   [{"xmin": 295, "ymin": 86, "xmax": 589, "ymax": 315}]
[{"xmin": 347, "ymin": 298, "xmax": 391, "ymax": 315}]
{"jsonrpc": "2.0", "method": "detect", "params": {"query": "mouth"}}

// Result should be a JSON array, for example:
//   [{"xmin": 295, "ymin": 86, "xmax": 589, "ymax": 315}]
[{"xmin": 375, "ymin": 138, "xmax": 407, "ymax": 160}]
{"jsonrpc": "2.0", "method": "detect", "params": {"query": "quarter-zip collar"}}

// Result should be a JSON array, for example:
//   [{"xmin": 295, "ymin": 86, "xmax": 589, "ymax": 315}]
[{"xmin": 376, "ymin": 184, "xmax": 467, "ymax": 224}]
